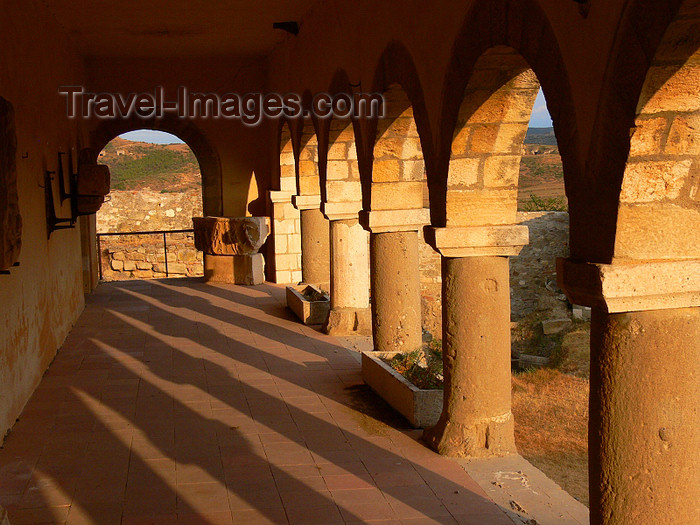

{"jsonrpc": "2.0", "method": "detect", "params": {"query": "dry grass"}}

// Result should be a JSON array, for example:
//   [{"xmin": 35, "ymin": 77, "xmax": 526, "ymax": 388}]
[{"xmin": 512, "ymin": 368, "xmax": 589, "ymax": 506}]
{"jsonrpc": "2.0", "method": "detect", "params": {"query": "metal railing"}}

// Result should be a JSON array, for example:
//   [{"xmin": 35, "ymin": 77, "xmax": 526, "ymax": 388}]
[{"xmin": 96, "ymin": 228, "xmax": 195, "ymax": 280}]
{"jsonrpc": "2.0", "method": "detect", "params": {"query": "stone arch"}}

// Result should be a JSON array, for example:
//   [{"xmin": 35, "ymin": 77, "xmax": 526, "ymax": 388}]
[
  {"xmin": 296, "ymin": 117, "xmax": 320, "ymax": 198},
  {"xmin": 614, "ymin": 2, "xmax": 700, "ymax": 260},
  {"xmin": 433, "ymin": 0, "xmax": 578, "ymax": 228},
  {"xmin": 446, "ymin": 46, "xmax": 540, "ymax": 227},
  {"xmin": 88, "ymin": 116, "xmax": 222, "ymax": 216},
  {"xmin": 316, "ymin": 70, "xmax": 363, "ymax": 220},
  {"xmin": 0, "ymin": 97, "xmax": 20, "ymax": 270},
  {"xmin": 582, "ymin": 0, "xmax": 688, "ymax": 261},
  {"xmin": 364, "ymin": 41, "xmax": 434, "ymax": 214}
]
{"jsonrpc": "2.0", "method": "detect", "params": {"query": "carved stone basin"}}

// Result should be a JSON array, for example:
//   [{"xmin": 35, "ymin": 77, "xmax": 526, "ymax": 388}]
[
  {"xmin": 193, "ymin": 216, "xmax": 270, "ymax": 255},
  {"xmin": 192, "ymin": 216, "xmax": 271, "ymax": 285}
]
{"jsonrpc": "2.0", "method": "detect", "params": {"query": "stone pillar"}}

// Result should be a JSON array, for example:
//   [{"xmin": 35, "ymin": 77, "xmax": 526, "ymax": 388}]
[
  {"xmin": 293, "ymin": 195, "xmax": 330, "ymax": 292},
  {"xmin": 360, "ymin": 209, "xmax": 430, "ymax": 353},
  {"xmin": 323, "ymin": 218, "xmax": 371, "ymax": 335},
  {"xmin": 558, "ymin": 258, "xmax": 700, "ymax": 525},
  {"xmin": 422, "ymin": 225, "xmax": 529, "ymax": 457}
]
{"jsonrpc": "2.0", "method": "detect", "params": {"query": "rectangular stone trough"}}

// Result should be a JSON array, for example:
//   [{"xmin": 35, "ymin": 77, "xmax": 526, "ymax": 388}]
[
  {"xmin": 361, "ymin": 351, "xmax": 443, "ymax": 429},
  {"xmin": 286, "ymin": 284, "xmax": 330, "ymax": 325}
]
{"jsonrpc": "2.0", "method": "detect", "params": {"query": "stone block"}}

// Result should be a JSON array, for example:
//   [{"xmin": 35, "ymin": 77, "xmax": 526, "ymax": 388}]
[
  {"xmin": 665, "ymin": 113, "xmax": 700, "ymax": 155},
  {"xmin": 557, "ymin": 257, "xmax": 700, "ymax": 312},
  {"xmin": 168, "ymin": 263, "xmax": 187, "ymax": 274},
  {"xmin": 620, "ymin": 160, "xmax": 690, "ymax": 203},
  {"xmin": 372, "ymin": 160, "xmax": 401, "ymax": 183},
  {"xmin": 111, "ymin": 259, "xmax": 124, "ymax": 271},
  {"xmin": 446, "ymin": 189, "xmax": 518, "ymax": 226},
  {"xmin": 448, "ymin": 157, "xmax": 480, "ymax": 187},
  {"xmin": 204, "ymin": 253, "xmax": 264, "ymax": 285},
  {"xmin": 326, "ymin": 160, "xmax": 350, "ymax": 180},
  {"xmin": 77, "ymin": 164, "xmax": 110, "ymax": 196},
  {"xmin": 426, "ymin": 224, "xmax": 529, "ymax": 257},
  {"xmin": 641, "ymin": 65, "xmax": 700, "ymax": 114},
  {"xmin": 123, "ymin": 260, "xmax": 136, "ymax": 271},
  {"xmin": 630, "ymin": 117, "xmax": 668, "ymax": 156},
  {"xmin": 572, "ymin": 305, "xmax": 592, "ymax": 321},
  {"xmin": 193, "ymin": 216, "xmax": 270, "ymax": 255},
  {"xmin": 136, "ymin": 261, "xmax": 152, "ymax": 270},
  {"xmin": 542, "ymin": 318, "xmax": 572, "ymax": 334},
  {"xmin": 371, "ymin": 181, "xmax": 423, "ymax": 210},
  {"xmin": 483, "ymin": 156, "xmax": 520, "ymax": 187},
  {"xmin": 326, "ymin": 180, "xmax": 362, "ymax": 202}
]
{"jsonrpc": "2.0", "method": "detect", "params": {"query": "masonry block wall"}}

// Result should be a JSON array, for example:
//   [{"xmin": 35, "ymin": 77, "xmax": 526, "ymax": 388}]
[
  {"xmin": 615, "ymin": 8, "xmax": 700, "ymax": 261},
  {"xmin": 269, "ymin": 131, "xmax": 302, "ymax": 284}
]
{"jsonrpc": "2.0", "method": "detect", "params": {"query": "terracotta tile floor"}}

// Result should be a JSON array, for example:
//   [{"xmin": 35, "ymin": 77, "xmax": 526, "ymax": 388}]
[{"xmin": 0, "ymin": 279, "xmax": 513, "ymax": 525}]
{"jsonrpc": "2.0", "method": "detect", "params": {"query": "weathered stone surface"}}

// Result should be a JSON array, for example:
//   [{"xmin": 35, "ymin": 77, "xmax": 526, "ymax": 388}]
[
  {"xmin": 193, "ymin": 216, "xmax": 270, "ymax": 255},
  {"xmin": 542, "ymin": 318, "xmax": 572, "ymax": 334},
  {"xmin": 204, "ymin": 253, "xmax": 264, "ymax": 285},
  {"xmin": 424, "ymin": 256, "xmax": 515, "ymax": 458},
  {"xmin": 590, "ymin": 308, "xmax": 700, "ymax": 525},
  {"xmin": 557, "ymin": 257, "xmax": 700, "ymax": 312},
  {"xmin": 0, "ymin": 98, "xmax": 21, "ymax": 271},
  {"xmin": 97, "ymin": 189, "xmax": 204, "ymax": 233},
  {"xmin": 370, "ymin": 231, "xmax": 423, "ymax": 353},
  {"xmin": 77, "ymin": 164, "xmax": 111, "ymax": 196}
]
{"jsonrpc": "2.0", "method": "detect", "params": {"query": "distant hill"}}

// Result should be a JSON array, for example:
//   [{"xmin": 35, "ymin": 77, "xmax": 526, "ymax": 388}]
[
  {"xmin": 525, "ymin": 127, "xmax": 557, "ymax": 146},
  {"xmin": 100, "ymin": 137, "xmax": 201, "ymax": 192}
]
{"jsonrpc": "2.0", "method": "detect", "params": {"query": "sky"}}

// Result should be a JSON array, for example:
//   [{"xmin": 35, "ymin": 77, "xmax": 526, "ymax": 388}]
[
  {"xmin": 119, "ymin": 89, "xmax": 554, "ymax": 144},
  {"xmin": 120, "ymin": 130, "xmax": 184, "ymax": 144}
]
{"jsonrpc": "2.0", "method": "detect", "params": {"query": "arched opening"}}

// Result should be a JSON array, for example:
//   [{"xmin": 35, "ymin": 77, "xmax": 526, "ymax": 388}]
[
  {"xmin": 267, "ymin": 122, "xmax": 302, "ymax": 284},
  {"xmin": 95, "ymin": 130, "xmax": 204, "ymax": 281},
  {"xmin": 431, "ymin": 46, "xmax": 588, "ymax": 504}
]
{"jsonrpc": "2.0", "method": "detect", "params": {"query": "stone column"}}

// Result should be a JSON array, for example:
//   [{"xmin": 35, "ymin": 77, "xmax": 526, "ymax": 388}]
[
  {"xmin": 323, "ymin": 218, "xmax": 371, "ymax": 335},
  {"xmin": 293, "ymin": 195, "xmax": 330, "ymax": 292},
  {"xmin": 422, "ymin": 225, "xmax": 528, "ymax": 457},
  {"xmin": 558, "ymin": 258, "xmax": 700, "ymax": 525},
  {"xmin": 361, "ymin": 209, "xmax": 429, "ymax": 353}
]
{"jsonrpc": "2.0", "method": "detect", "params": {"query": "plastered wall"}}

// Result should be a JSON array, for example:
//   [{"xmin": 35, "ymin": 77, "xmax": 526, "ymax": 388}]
[{"xmin": 0, "ymin": 1, "xmax": 88, "ymax": 441}]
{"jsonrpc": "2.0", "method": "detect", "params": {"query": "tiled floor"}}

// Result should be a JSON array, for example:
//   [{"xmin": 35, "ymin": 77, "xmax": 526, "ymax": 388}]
[{"xmin": 0, "ymin": 279, "xmax": 513, "ymax": 524}]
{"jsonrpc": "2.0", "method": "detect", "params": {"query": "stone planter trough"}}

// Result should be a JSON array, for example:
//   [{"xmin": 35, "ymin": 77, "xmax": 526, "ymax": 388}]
[
  {"xmin": 361, "ymin": 351, "xmax": 443, "ymax": 428},
  {"xmin": 286, "ymin": 284, "xmax": 330, "ymax": 325}
]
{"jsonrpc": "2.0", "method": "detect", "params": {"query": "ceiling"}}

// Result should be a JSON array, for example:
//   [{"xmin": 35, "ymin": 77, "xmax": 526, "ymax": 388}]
[{"xmin": 42, "ymin": 0, "xmax": 317, "ymax": 58}]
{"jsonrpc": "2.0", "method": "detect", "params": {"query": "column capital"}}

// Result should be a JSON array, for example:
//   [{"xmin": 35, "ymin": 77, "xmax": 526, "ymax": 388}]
[
  {"xmin": 557, "ymin": 257, "xmax": 700, "ymax": 313},
  {"xmin": 359, "ymin": 209, "xmax": 430, "ymax": 233},
  {"xmin": 425, "ymin": 225, "xmax": 529, "ymax": 257},
  {"xmin": 268, "ymin": 190, "xmax": 294, "ymax": 204},
  {"xmin": 292, "ymin": 194, "xmax": 321, "ymax": 210},
  {"xmin": 321, "ymin": 201, "xmax": 362, "ymax": 221}
]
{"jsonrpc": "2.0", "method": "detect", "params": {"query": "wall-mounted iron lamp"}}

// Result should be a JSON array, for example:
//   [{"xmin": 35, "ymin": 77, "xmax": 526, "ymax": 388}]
[{"xmin": 571, "ymin": 0, "xmax": 591, "ymax": 18}]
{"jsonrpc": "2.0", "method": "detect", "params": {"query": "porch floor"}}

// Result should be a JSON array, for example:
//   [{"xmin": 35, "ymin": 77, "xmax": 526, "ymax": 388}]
[{"xmin": 0, "ymin": 279, "xmax": 515, "ymax": 525}]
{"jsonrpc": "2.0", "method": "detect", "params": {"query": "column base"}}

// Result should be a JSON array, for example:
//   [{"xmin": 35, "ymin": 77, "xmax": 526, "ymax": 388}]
[
  {"xmin": 323, "ymin": 307, "xmax": 372, "ymax": 336},
  {"xmin": 203, "ymin": 253, "xmax": 264, "ymax": 285},
  {"xmin": 423, "ymin": 412, "xmax": 516, "ymax": 458}
]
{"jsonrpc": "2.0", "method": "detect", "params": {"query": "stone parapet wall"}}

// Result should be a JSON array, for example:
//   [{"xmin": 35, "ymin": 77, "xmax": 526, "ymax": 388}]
[
  {"xmin": 97, "ymin": 189, "xmax": 203, "ymax": 233},
  {"xmin": 99, "ymin": 232, "xmax": 203, "ymax": 281}
]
